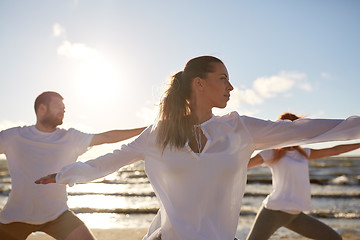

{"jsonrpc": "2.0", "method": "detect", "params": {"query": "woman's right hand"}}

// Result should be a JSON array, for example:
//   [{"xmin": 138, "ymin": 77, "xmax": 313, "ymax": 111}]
[{"xmin": 35, "ymin": 173, "xmax": 57, "ymax": 184}]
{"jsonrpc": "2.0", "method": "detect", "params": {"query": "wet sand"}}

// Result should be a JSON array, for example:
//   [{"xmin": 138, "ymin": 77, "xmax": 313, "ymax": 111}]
[
  {"xmin": 27, "ymin": 228, "xmax": 148, "ymax": 240},
  {"xmin": 27, "ymin": 228, "xmax": 360, "ymax": 240}
]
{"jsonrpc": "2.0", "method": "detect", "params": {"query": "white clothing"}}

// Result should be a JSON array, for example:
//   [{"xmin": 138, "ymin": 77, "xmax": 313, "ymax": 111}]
[
  {"xmin": 55, "ymin": 112, "xmax": 360, "ymax": 240},
  {"xmin": 260, "ymin": 148, "xmax": 312, "ymax": 212},
  {"xmin": 0, "ymin": 126, "xmax": 93, "ymax": 224}
]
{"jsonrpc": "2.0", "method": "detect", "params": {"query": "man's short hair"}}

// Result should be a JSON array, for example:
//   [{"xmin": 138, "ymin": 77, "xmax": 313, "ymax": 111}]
[{"xmin": 34, "ymin": 91, "xmax": 63, "ymax": 114}]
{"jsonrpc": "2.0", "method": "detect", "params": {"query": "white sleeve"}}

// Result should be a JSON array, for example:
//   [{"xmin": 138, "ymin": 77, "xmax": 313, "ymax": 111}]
[
  {"xmin": 68, "ymin": 128, "xmax": 94, "ymax": 156},
  {"xmin": 240, "ymin": 115, "xmax": 360, "ymax": 150},
  {"xmin": 258, "ymin": 149, "xmax": 274, "ymax": 167},
  {"xmin": 303, "ymin": 148, "xmax": 311, "ymax": 158},
  {"xmin": 56, "ymin": 126, "xmax": 152, "ymax": 186},
  {"xmin": 0, "ymin": 130, "xmax": 6, "ymax": 154},
  {"xmin": 0, "ymin": 127, "xmax": 17, "ymax": 154}
]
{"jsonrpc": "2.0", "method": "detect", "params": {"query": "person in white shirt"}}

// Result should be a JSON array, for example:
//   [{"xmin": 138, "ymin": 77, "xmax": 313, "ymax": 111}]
[
  {"xmin": 36, "ymin": 56, "xmax": 360, "ymax": 240},
  {"xmin": 0, "ymin": 91, "xmax": 145, "ymax": 240},
  {"xmin": 246, "ymin": 112, "xmax": 360, "ymax": 240}
]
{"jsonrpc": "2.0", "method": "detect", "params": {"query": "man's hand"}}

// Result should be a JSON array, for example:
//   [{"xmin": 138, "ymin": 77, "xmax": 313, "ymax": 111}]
[{"xmin": 35, "ymin": 173, "xmax": 57, "ymax": 184}]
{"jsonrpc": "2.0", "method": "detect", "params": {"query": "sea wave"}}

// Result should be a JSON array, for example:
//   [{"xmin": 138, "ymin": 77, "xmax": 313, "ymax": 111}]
[{"xmin": 0, "ymin": 157, "xmax": 359, "ymax": 222}]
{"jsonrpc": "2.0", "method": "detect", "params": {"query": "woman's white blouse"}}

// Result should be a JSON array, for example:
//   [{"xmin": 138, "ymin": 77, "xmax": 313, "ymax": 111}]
[
  {"xmin": 56, "ymin": 112, "xmax": 360, "ymax": 240},
  {"xmin": 260, "ymin": 148, "xmax": 312, "ymax": 212}
]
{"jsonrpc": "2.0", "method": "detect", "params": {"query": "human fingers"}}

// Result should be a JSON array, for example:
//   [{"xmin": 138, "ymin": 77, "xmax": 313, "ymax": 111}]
[{"xmin": 35, "ymin": 173, "xmax": 57, "ymax": 184}]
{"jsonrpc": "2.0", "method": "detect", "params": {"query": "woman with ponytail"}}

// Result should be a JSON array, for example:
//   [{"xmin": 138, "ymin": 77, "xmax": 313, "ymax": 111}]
[
  {"xmin": 36, "ymin": 56, "xmax": 360, "ymax": 240},
  {"xmin": 246, "ymin": 113, "xmax": 360, "ymax": 240}
]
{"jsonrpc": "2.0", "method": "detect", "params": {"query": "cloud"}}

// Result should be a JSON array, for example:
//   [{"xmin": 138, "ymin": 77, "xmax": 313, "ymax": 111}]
[
  {"xmin": 214, "ymin": 97, "xmax": 260, "ymax": 117},
  {"xmin": 253, "ymin": 71, "xmax": 310, "ymax": 98},
  {"xmin": 253, "ymin": 71, "xmax": 311, "ymax": 97},
  {"xmin": 253, "ymin": 75, "xmax": 295, "ymax": 98},
  {"xmin": 53, "ymin": 23, "xmax": 98, "ymax": 60},
  {"xmin": 53, "ymin": 23, "xmax": 66, "ymax": 37},
  {"xmin": 298, "ymin": 82, "xmax": 313, "ymax": 91},
  {"xmin": 57, "ymin": 40, "xmax": 98, "ymax": 59},
  {"xmin": 217, "ymin": 71, "xmax": 313, "ymax": 113},
  {"xmin": 0, "ymin": 120, "xmax": 27, "ymax": 131},
  {"xmin": 136, "ymin": 102, "xmax": 159, "ymax": 125},
  {"xmin": 321, "ymin": 72, "xmax": 332, "ymax": 79},
  {"xmin": 228, "ymin": 87, "xmax": 263, "ymax": 106}
]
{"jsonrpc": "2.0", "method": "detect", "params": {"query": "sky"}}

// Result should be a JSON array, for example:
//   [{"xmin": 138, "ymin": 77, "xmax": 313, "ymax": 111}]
[{"xmin": 1, "ymin": 0, "xmax": 360, "ymax": 157}]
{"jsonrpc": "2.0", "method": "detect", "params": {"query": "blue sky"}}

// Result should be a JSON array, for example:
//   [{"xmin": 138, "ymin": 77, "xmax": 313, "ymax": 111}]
[{"xmin": 1, "ymin": 0, "xmax": 359, "ymax": 156}]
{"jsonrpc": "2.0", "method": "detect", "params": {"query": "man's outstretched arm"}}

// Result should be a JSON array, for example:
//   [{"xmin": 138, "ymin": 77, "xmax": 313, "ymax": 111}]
[{"xmin": 90, "ymin": 127, "xmax": 147, "ymax": 147}]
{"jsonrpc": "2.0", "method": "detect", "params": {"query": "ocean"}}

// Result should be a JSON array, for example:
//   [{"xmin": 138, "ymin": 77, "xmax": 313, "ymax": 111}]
[{"xmin": 0, "ymin": 157, "xmax": 359, "ymax": 239}]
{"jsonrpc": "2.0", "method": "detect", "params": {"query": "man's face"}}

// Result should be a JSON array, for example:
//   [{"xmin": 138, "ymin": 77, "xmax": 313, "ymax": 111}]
[{"xmin": 41, "ymin": 97, "xmax": 65, "ymax": 128}]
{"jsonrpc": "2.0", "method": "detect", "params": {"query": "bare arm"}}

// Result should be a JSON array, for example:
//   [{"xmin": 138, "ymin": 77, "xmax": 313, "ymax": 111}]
[
  {"xmin": 308, "ymin": 143, "xmax": 360, "ymax": 160},
  {"xmin": 248, "ymin": 154, "xmax": 265, "ymax": 168},
  {"xmin": 90, "ymin": 127, "xmax": 147, "ymax": 147}
]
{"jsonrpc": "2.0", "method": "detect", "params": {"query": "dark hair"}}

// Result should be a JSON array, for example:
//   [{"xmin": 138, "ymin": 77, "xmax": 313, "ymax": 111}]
[
  {"xmin": 271, "ymin": 113, "xmax": 308, "ymax": 163},
  {"xmin": 279, "ymin": 112, "xmax": 299, "ymax": 121},
  {"xmin": 156, "ymin": 56, "xmax": 224, "ymax": 151},
  {"xmin": 34, "ymin": 91, "xmax": 63, "ymax": 114}
]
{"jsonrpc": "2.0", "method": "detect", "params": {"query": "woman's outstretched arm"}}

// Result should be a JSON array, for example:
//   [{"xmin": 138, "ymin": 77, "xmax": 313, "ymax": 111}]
[
  {"xmin": 35, "ymin": 173, "xmax": 56, "ymax": 184},
  {"xmin": 308, "ymin": 142, "xmax": 360, "ymax": 160},
  {"xmin": 35, "ymin": 126, "xmax": 152, "ymax": 186},
  {"xmin": 248, "ymin": 154, "xmax": 265, "ymax": 168},
  {"xmin": 240, "ymin": 114, "xmax": 360, "ymax": 150}
]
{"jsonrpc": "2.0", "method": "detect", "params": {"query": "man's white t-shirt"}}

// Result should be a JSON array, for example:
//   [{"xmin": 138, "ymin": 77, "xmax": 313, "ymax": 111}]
[{"xmin": 0, "ymin": 126, "xmax": 93, "ymax": 224}]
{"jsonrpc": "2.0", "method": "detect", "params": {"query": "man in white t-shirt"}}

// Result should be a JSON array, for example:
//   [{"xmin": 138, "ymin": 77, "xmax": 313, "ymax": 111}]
[{"xmin": 0, "ymin": 91, "xmax": 145, "ymax": 240}]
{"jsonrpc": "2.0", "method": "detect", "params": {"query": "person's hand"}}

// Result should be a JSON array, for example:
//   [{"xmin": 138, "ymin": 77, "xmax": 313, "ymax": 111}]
[{"xmin": 35, "ymin": 173, "xmax": 57, "ymax": 184}]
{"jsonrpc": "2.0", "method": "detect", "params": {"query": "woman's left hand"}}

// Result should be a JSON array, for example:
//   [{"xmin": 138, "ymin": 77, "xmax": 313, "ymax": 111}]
[{"xmin": 35, "ymin": 173, "xmax": 57, "ymax": 184}]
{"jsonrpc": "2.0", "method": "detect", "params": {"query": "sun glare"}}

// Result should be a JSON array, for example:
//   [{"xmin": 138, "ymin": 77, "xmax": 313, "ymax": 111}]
[{"xmin": 75, "ymin": 57, "xmax": 122, "ymax": 103}]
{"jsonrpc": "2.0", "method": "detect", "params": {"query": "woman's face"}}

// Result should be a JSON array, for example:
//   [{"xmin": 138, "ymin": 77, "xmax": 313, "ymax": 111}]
[{"xmin": 201, "ymin": 62, "xmax": 233, "ymax": 109}]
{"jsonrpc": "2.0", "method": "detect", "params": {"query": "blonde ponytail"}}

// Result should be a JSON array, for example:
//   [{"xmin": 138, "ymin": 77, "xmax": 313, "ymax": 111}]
[{"xmin": 157, "ymin": 71, "xmax": 192, "ymax": 150}]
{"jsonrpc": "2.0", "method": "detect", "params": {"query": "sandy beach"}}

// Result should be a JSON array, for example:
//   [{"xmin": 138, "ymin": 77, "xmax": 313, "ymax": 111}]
[
  {"xmin": 27, "ymin": 228, "xmax": 148, "ymax": 240},
  {"xmin": 26, "ymin": 228, "xmax": 360, "ymax": 240}
]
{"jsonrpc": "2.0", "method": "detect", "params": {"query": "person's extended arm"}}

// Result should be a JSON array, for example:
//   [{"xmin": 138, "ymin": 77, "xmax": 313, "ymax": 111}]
[
  {"xmin": 241, "ymin": 115, "xmax": 360, "ymax": 150},
  {"xmin": 35, "ymin": 173, "xmax": 56, "ymax": 184},
  {"xmin": 35, "ymin": 126, "xmax": 151, "ymax": 186},
  {"xmin": 247, "ymin": 154, "xmax": 265, "ymax": 168},
  {"xmin": 90, "ymin": 127, "xmax": 146, "ymax": 147},
  {"xmin": 308, "ymin": 143, "xmax": 360, "ymax": 160}
]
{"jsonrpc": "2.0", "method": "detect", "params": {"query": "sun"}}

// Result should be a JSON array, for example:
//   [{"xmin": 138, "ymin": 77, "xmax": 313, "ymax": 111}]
[{"xmin": 74, "ymin": 57, "xmax": 122, "ymax": 104}]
